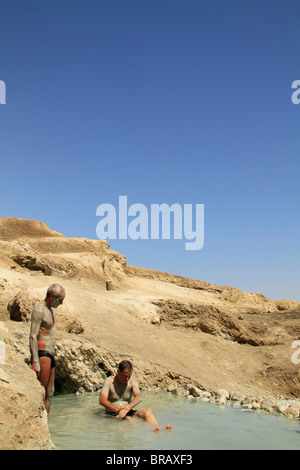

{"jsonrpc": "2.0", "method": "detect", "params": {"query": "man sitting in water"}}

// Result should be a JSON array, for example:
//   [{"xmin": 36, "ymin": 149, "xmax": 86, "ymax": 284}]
[{"xmin": 99, "ymin": 360, "xmax": 158, "ymax": 425}]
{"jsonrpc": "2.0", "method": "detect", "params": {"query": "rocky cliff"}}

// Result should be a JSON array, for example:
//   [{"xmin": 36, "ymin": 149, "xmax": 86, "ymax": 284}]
[{"xmin": 0, "ymin": 217, "xmax": 299, "ymax": 449}]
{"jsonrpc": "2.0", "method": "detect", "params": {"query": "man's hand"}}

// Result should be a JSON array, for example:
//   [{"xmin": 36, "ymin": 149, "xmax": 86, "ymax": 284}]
[
  {"xmin": 116, "ymin": 409, "xmax": 129, "ymax": 419},
  {"xmin": 31, "ymin": 362, "xmax": 40, "ymax": 374},
  {"xmin": 116, "ymin": 404, "xmax": 131, "ymax": 419}
]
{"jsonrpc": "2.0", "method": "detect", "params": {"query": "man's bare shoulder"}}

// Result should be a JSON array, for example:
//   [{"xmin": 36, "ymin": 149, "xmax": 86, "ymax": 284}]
[
  {"xmin": 129, "ymin": 376, "xmax": 139, "ymax": 389},
  {"xmin": 31, "ymin": 302, "xmax": 47, "ymax": 319},
  {"xmin": 101, "ymin": 376, "xmax": 113, "ymax": 390}
]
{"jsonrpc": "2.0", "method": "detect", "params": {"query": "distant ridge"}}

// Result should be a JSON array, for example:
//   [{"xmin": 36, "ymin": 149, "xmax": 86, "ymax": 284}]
[{"xmin": 0, "ymin": 217, "xmax": 64, "ymax": 240}]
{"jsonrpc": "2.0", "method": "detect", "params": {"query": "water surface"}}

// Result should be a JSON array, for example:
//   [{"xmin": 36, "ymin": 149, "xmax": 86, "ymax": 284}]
[{"xmin": 48, "ymin": 391, "xmax": 300, "ymax": 450}]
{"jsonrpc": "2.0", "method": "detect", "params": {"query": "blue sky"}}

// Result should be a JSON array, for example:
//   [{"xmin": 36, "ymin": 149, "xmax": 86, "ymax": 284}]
[{"xmin": 0, "ymin": 0, "xmax": 299, "ymax": 301}]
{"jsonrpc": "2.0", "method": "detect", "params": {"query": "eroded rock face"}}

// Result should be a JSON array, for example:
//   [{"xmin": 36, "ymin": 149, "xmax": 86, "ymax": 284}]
[
  {"xmin": 151, "ymin": 299, "xmax": 300, "ymax": 346},
  {"xmin": 11, "ymin": 254, "xmax": 53, "ymax": 275},
  {"xmin": 0, "ymin": 322, "xmax": 55, "ymax": 450},
  {"xmin": 7, "ymin": 291, "xmax": 40, "ymax": 322},
  {"xmin": 55, "ymin": 337, "xmax": 118, "ymax": 393},
  {"xmin": 54, "ymin": 334, "xmax": 199, "ymax": 395}
]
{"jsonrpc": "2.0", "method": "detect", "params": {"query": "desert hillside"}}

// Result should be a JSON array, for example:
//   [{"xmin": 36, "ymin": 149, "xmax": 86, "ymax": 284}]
[{"xmin": 0, "ymin": 217, "xmax": 300, "ymax": 449}]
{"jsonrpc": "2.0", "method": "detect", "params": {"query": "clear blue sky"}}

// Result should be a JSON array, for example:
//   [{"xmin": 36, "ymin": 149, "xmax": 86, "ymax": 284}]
[{"xmin": 0, "ymin": 0, "xmax": 299, "ymax": 301}]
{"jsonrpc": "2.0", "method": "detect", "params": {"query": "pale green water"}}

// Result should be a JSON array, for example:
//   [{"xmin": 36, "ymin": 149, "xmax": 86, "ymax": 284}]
[{"xmin": 48, "ymin": 391, "xmax": 300, "ymax": 450}]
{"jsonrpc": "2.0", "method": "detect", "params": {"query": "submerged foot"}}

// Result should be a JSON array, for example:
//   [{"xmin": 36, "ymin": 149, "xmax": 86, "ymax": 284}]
[{"xmin": 165, "ymin": 425, "xmax": 172, "ymax": 430}]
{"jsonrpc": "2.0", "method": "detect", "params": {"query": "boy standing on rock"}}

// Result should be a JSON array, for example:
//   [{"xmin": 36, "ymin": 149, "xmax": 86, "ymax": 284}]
[{"xmin": 29, "ymin": 284, "xmax": 65, "ymax": 414}]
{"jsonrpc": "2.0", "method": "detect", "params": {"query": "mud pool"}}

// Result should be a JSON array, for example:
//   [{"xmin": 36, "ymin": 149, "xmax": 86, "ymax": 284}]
[{"xmin": 48, "ymin": 391, "xmax": 300, "ymax": 450}]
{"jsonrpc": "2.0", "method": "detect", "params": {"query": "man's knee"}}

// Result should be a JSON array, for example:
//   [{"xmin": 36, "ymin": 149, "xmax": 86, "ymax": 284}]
[{"xmin": 136, "ymin": 407, "xmax": 151, "ymax": 417}]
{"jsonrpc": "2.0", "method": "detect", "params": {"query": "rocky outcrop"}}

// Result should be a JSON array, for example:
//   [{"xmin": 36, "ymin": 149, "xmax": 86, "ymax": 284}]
[
  {"xmin": 55, "ymin": 336, "xmax": 117, "ymax": 393},
  {"xmin": 151, "ymin": 299, "xmax": 300, "ymax": 346},
  {"xmin": 7, "ymin": 290, "xmax": 40, "ymax": 322},
  {"xmin": 0, "ymin": 322, "xmax": 55, "ymax": 450}
]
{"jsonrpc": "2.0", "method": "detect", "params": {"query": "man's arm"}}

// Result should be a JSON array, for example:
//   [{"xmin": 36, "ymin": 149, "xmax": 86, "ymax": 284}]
[
  {"xmin": 127, "ymin": 377, "xmax": 142, "ymax": 410},
  {"xmin": 29, "ymin": 306, "xmax": 43, "ymax": 373},
  {"xmin": 99, "ymin": 378, "xmax": 120, "ymax": 413}
]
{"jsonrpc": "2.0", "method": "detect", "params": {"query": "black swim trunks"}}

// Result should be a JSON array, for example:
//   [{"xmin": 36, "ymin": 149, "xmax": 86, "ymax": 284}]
[
  {"xmin": 38, "ymin": 350, "xmax": 56, "ymax": 369},
  {"xmin": 105, "ymin": 409, "xmax": 137, "ymax": 418}
]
